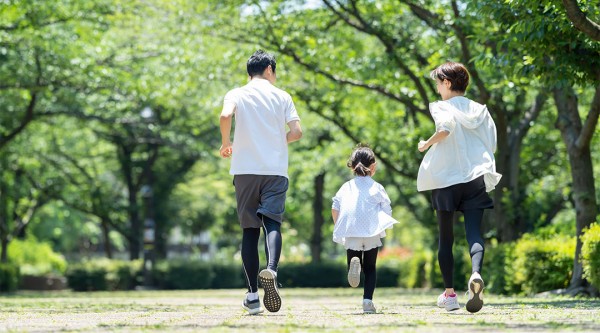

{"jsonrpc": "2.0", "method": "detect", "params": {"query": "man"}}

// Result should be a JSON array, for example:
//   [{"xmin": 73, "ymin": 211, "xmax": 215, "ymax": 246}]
[{"xmin": 219, "ymin": 50, "xmax": 302, "ymax": 315}]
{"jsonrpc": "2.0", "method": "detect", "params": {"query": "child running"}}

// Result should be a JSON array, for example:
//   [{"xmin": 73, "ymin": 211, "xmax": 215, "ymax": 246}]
[{"xmin": 332, "ymin": 144, "xmax": 398, "ymax": 314}]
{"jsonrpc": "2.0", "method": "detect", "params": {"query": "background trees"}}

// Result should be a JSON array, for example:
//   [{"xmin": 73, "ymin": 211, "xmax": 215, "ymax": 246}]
[{"xmin": 1, "ymin": 0, "xmax": 598, "ymax": 294}]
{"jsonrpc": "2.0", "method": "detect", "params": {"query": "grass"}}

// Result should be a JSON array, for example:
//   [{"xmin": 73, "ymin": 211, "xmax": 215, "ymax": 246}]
[{"xmin": 0, "ymin": 288, "xmax": 599, "ymax": 332}]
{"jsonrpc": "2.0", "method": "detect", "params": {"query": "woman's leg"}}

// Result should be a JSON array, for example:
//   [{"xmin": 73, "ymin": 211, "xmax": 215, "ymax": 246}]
[
  {"xmin": 463, "ymin": 209, "xmax": 485, "ymax": 274},
  {"xmin": 437, "ymin": 210, "xmax": 455, "ymax": 291},
  {"xmin": 362, "ymin": 247, "xmax": 378, "ymax": 300}
]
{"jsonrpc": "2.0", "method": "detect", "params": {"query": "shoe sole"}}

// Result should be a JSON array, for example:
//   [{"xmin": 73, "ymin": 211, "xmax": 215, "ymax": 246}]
[
  {"xmin": 466, "ymin": 277, "xmax": 484, "ymax": 313},
  {"xmin": 348, "ymin": 257, "xmax": 361, "ymax": 288},
  {"xmin": 259, "ymin": 269, "xmax": 281, "ymax": 312},
  {"xmin": 242, "ymin": 301, "xmax": 264, "ymax": 315}
]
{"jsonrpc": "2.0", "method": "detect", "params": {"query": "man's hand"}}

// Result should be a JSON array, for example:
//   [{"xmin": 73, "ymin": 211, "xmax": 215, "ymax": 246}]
[{"xmin": 220, "ymin": 143, "xmax": 233, "ymax": 158}]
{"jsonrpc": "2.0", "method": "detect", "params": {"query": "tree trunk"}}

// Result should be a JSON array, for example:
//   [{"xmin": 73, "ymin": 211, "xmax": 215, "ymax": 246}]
[
  {"xmin": 310, "ymin": 172, "xmax": 326, "ymax": 263},
  {"xmin": 553, "ymin": 85, "xmax": 599, "ymax": 291},
  {"xmin": 101, "ymin": 217, "xmax": 113, "ymax": 259}
]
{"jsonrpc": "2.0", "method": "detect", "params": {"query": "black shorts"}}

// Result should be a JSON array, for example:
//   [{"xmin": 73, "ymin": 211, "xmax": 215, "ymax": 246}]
[
  {"xmin": 431, "ymin": 176, "xmax": 494, "ymax": 212},
  {"xmin": 233, "ymin": 175, "xmax": 289, "ymax": 228}
]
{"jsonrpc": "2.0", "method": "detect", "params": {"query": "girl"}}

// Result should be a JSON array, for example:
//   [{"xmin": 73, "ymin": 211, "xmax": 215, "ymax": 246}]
[
  {"xmin": 417, "ymin": 62, "xmax": 501, "ymax": 313},
  {"xmin": 332, "ymin": 144, "xmax": 398, "ymax": 314}
]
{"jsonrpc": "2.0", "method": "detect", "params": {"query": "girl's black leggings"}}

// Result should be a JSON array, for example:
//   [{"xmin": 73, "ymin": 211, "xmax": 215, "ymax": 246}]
[
  {"xmin": 347, "ymin": 247, "xmax": 378, "ymax": 300},
  {"xmin": 437, "ymin": 209, "xmax": 485, "ymax": 289},
  {"xmin": 241, "ymin": 214, "xmax": 282, "ymax": 293}
]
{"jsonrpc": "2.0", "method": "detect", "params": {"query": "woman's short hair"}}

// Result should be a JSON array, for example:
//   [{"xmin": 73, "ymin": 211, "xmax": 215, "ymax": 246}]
[{"xmin": 430, "ymin": 62, "xmax": 470, "ymax": 92}]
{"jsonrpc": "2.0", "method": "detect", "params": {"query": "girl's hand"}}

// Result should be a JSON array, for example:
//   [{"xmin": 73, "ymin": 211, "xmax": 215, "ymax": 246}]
[{"xmin": 418, "ymin": 140, "xmax": 428, "ymax": 152}]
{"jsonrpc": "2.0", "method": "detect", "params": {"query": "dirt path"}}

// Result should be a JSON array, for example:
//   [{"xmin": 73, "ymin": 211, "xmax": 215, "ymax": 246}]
[{"xmin": 0, "ymin": 288, "xmax": 598, "ymax": 332}]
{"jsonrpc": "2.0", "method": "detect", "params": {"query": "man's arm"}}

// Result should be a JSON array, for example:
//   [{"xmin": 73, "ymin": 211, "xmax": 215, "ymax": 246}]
[
  {"xmin": 332, "ymin": 209, "xmax": 339, "ymax": 224},
  {"xmin": 220, "ymin": 102, "xmax": 236, "ymax": 158},
  {"xmin": 286, "ymin": 120, "xmax": 302, "ymax": 143}
]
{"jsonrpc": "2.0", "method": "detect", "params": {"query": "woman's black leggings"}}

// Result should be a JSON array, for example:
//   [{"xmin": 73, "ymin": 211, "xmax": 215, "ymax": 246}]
[
  {"xmin": 437, "ymin": 209, "xmax": 485, "ymax": 289},
  {"xmin": 347, "ymin": 247, "xmax": 378, "ymax": 300},
  {"xmin": 241, "ymin": 214, "xmax": 282, "ymax": 293}
]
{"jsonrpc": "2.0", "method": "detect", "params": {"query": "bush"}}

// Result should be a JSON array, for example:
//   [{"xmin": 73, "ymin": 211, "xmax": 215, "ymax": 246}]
[
  {"xmin": 210, "ymin": 263, "xmax": 246, "ymax": 289},
  {"xmin": 66, "ymin": 259, "xmax": 142, "ymax": 291},
  {"xmin": 8, "ymin": 238, "xmax": 67, "ymax": 276},
  {"xmin": 278, "ymin": 262, "xmax": 346, "ymax": 287},
  {"xmin": 153, "ymin": 260, "xmax": 214, "ymax": 289},
  {"xmin": 506, "ymin": 234, "xmax": 575, "ymax": 295},
  {"xmin": 483, "ymin": 242, "xmax": 510, "ymax": 294},
  {"xmin": 581, "ymin": 222, "xmax": 600, "ymax": 290},
  {"xmin": 0, "ymin": 263, "xmax": 20, "ymax": 292}
]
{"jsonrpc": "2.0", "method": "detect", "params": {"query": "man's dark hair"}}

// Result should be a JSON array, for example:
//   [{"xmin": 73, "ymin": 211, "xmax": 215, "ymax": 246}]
[
  {"xmin": 430, "ymin": 62, "xmax": 470, "ymax": 92},
  {"xmin": 247, "ymin": 50, "xmax": 276, "ymax": 77}
]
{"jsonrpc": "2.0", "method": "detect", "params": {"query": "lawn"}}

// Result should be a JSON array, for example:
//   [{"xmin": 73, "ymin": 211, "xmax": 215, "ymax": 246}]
[{"xmin": 0, "ymin": 288, "xmax": 599, "ymax": 332}]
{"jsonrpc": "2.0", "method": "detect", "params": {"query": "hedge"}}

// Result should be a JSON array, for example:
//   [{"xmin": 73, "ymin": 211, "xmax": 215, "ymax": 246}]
[
  {"xmin": 0, "ymin": 263, "xmax": 20, "ymax": 292},
  {"xmin": 581, "ymin": 222, "xmax": 600, "ymax": 291}
]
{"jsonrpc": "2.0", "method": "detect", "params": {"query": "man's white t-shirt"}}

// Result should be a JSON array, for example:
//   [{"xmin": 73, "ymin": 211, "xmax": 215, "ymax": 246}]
[{"xmin": 224, "ymin": 78, "xmax": 300, "ymax": 178}]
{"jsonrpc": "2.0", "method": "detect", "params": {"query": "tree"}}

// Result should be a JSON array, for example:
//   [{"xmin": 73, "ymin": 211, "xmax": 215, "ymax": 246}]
[
  {"xmin": 474, "ymin": 0, "xmax": 600, "ymax": 294},
  {"xmin": 561, "ymin": 0, "xmax": 600, "ymax": 41}
]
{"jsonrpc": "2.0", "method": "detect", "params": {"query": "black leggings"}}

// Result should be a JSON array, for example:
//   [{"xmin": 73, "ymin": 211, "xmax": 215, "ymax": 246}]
[
  {"xmin": 347, "ymin": 247, "xmax": 378, "ymax": 300},
  {"xmin": 241, "ymin": 214, "xmax": 282, "ymax": 293},
  {"xmin": 437, "ymin": 209, "xmax": 485, "ymax": 289}
]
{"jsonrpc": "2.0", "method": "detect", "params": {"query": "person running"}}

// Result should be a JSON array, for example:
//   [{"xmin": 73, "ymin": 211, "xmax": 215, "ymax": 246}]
[
  {"xmin": 332, "ymin": 144, "xmax": 398, "ymax": 314},
  {"xmin": 417, "ymin": 61, "xmax": 501, "ymax": 313},
  {"xmin": 219, "ymin": 50, "xmax": 303, "ymax": 315}
]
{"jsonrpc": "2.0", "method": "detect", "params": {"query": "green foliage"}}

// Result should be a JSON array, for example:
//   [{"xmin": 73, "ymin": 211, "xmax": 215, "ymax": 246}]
[
  {"xmin": 8, "ymin": 238, "xmax": 67, "ymax": 276},
  {"xmin": 65, "ymin": 259, "xmax": 142, "ymax": 291},
  {"xmin": 0, "ymin": 263, "xmax": 20, "ymax": 292},
  {"xmin": 483, "ymin": 242, "xmax": 510, "ymax": 294},
  {"xmin": 581, "ymin": 222, "xmax": 600, "ymax": 290},
  {"xmin": 153, "ymin": 260, "xmax": 214, "ymax": 290},
  {"xmin": 505, "ymin": 234, "xmax": 575, "ymax": 295}
]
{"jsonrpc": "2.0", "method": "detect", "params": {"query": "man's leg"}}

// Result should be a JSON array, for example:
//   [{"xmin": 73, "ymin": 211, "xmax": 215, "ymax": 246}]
[
  {"xmin": 261, "ymin": 215, "xmax": 282, "ymax": 272},
  {"xmin": 241, "ymin": 227, "xmax": 261, "ymax": 293}
]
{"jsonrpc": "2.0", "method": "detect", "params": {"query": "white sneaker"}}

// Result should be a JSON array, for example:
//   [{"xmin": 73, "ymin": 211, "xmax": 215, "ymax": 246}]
[
  {"xmin": 437, "ymin": 292, "xmax": 459, "ymax": 311},
  {"xmin": 348, "ymin": 257, "xmax": 361, "ymax": 288},
  {"xmin": 362, "ymin": 299, "xmax": 376, "ymax": 314},
  {"xmin": 466, "ymin": 272, "xmax": 484, "ymax": 313}
]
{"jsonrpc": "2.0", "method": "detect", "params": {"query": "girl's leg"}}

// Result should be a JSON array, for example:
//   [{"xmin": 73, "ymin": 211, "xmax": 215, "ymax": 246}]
[
  {"xmin": 463, "ymin": 209, "xmax": 485, "ymax": 274},
  {"xmin": 241, "ymin": 227, "xmax": 261, "ymax": 292},
  {"xmin": 437, "ymin": 210, "xmax": 455, "ymax": 293},
  {"xmin": 347, "ymin": 249, "xmax": 362, "ymax": 267},
  {"xmin": 261, "ymin": 215, "xmax": 282, "ymax": 272},
  {"xmin": 362, "ymin": 247, "xmax": 378, "ymax": 300}
]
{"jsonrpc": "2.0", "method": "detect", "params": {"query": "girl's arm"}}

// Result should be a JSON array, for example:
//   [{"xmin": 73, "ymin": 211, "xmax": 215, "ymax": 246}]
[
  {"xmin": 332, "ymin": 209, "xmax": 339, "ymax": 224},
  {"xmin": 418, "ymin": 130, "xmax": 449, "ymax": 152}
]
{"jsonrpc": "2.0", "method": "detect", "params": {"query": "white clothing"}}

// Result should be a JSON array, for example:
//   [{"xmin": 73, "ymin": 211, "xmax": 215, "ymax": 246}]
[
  {"xmin": 417, "ymin": 96, "xmax": 502, "ymax": 192},
  {"xmin": 332, "ymin": 176, "xmax": 398, "ymax": 247},
  {"xmin": 343, "ymin": 236, "xmax": 382, "ymax": 251},
  {"xmin": 224, "ymin": 78, "xmax": 300, "ymax": 178}
]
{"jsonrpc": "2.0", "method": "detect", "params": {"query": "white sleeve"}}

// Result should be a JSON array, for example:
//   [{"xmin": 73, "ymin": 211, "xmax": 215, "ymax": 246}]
[
  {"xmin": 285, "ymin": 94, "xmax": 300, "ymax": 123},
  {"xmin": 430, "ymin": 102, "xmax": 455, "ymax": 133}
]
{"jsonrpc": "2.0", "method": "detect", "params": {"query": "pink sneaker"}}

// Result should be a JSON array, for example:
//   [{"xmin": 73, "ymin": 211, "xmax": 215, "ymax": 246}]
[{"xmin": 436, "ymin": 292, "xmax": 459, "ymax": 311}]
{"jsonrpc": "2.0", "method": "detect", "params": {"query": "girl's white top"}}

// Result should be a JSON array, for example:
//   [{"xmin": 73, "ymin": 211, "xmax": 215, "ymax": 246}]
[
  {"xmin": 332, "ymin": 176, "xmax": 398, "ymax": 245},
  {"xmin": 417, "ymin": 96, "xmax": 502, "ymax": 192}
]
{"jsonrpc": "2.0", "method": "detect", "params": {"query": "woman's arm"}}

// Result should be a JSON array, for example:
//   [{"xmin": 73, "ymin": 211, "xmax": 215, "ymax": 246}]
[{"xmin": 418, "ymin": 130, "xmax": 450, "ymax": 152}]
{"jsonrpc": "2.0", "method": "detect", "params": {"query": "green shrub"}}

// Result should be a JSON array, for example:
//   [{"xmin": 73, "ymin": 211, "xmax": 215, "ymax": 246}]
[
  {"xmin": 153, "ymin": 260, "xmax": 214, "ymax": 289},
  {"xmin": 278, "ymin": 262, "xmax": 346, "ymax": 287},
  {"xmin": 581, "ymin": 222, "xmax": 600, "ymax": 290},
  {"xmin": 8, "ymin": 238, "xmax": 67, "ymax": 276},
  {"xmin": 0, "ymin": 263, "xmax": 20, "ymax": 292},
  {"xmin": 66, "ymin": 259, "xmax": 142, "ymax": 291},
  {"xmin": 483, "ymin": 242, "xmax": 510, "ymax": 294},
  {"xmin": 210, "ymin": 263, "xmax": 245, "ymax": 289},
  {"xmin": 506, "ymin": 234, "xmax": 575, "ymax": 295}
]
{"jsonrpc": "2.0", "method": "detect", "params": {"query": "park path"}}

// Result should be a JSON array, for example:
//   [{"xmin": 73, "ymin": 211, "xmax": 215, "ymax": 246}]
[{"xmin": 0, "ymin": 288, "xmax": 599, "ymax": 332}]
